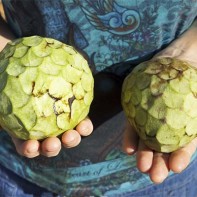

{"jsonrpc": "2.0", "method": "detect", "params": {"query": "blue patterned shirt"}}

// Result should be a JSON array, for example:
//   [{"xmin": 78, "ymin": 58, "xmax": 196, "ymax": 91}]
[{"xmin": 0, "ymin": 0, "xmax": 197, "ymax": 196}]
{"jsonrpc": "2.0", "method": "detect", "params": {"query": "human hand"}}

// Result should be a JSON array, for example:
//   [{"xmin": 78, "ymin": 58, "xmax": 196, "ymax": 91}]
[
  {"xmin": 9, "ymin": 118, "xmax": 93, "ymax": 158},
  {"xmin": 123, "ymin": 19, "xmax": 197, "ymax": 183},
  {"xmin": 123, "ymin": 122, "xmax": 197, "ymax": 183}
]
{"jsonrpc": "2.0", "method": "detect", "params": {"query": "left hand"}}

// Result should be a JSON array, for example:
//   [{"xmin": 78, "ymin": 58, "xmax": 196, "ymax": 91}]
[
  {"xmin": 123, "ymin": 122, "xmax": 197, "ymax": 183},
  {"xmin": 123, "ymin": 19, "xmax": 197, "ymax": 183}
]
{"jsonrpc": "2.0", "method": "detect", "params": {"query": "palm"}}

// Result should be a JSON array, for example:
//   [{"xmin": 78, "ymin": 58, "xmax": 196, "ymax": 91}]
[{"xmin": 123, "ymin": 121, "xmax": 197, "ymax": 183}]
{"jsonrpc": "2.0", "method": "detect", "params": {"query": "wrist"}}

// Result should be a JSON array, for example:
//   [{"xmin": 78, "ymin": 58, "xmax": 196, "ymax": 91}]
[
  {"xmin": 155, "ymin": 19, "xmax": 197, "ymax": 66},
  {"xmin": 0, "ymin": 35, "xmax": 12, "ymax": 51},
  {"xmin": 0, "ymin": 17, "xmax": 15, "ymax": 52},
  {"xmin": 170, "ymin": 20, "xmax": 197, "ymax": 54}
]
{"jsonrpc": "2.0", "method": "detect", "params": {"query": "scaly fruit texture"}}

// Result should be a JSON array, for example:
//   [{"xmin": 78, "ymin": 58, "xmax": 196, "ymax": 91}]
[
  {"xmin": 0, "ymin": 36, "xmax": 94, "ymax": 140},
  {"xmin": 122, "ymin": 57, "xmax": 197, "ymax": 153}
]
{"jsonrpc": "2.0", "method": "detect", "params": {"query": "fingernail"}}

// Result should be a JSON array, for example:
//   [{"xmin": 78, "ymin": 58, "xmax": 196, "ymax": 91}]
[
  {"xmin": 127, "ymin": 147, "xmax": 135, "ymax": 154},
  {"xmin": 64, "ymin": 131, "xmax": 76, "ymax": 143},
  {"xmin": 26, "ymin": 147, "xmax": 38, "ymax": 154}
]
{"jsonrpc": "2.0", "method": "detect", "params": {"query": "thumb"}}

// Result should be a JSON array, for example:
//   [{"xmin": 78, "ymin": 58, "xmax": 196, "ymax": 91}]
[{"xmin": 122, "ymin": 121, "xmax": 139, "ymax": 155}]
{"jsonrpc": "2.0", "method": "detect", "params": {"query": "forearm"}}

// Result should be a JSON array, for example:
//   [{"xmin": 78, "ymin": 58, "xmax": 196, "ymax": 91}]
[
  {"xmin": 155, "ymin": 19, "xmax": 197, "ymax": 65},
  {"xmin": 0, "ymin": 16, "xmax": 15, "ymax": 51},
  {"xmin": 172, "ymin": 19, "xmax": 197, "ymax": 51}
]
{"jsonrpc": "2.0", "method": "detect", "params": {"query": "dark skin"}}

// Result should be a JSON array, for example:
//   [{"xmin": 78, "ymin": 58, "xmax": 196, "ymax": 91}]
[{"xmin": 1, "ymin": 14, "xmax": 197, "ymax": 183}]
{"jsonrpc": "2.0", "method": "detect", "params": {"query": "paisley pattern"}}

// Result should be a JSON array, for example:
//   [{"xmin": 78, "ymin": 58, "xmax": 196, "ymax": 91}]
[
  {"xmin": 80, "ymin": 1, "xmax": 140, "ymax": 35},
  {"xmin": 2, "ymin": 0, "xmax": 197, "ymax": 75},
  {"xmin": 0, "ymin": 0, "xmax": 197, "ymax": 196}
]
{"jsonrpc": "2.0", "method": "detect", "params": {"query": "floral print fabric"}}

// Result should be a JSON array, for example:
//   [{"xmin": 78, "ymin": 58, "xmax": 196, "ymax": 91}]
[{"xmin": 1, "ymin": 0, "xmax": 197, "ymax": 196}]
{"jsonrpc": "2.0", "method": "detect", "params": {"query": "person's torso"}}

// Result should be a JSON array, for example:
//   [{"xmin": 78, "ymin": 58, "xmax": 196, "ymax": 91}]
[
  {"xmin": 2, "ymin": 0, "xmax": 197, "ymax": 76},
  {"xmin": 1, "ymin": 0, "xmax": 197, "ymax": 196}
]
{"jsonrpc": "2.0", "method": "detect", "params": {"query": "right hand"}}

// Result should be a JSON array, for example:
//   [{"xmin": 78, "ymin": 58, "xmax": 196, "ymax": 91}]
[
  {"xmin": 0, "ymin": 16, "xmax": 94, "ymax": 158},
  {"xmin": 2, "ymin": 117, "xmax": 93, "ymax": 158}
]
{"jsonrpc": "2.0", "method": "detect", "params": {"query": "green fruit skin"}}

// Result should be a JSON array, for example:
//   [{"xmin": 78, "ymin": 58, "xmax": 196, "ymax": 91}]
[
  {"xmin": 122, "ymin": 57, "xmax": 197, "ymax": 153},
  {"xmin": 0, "ymin": 36, "xmax": 94, "ymax": 140}
]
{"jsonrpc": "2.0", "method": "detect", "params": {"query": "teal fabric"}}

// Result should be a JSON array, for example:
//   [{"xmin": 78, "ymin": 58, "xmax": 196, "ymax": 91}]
[
  {"xmin": 1, "ymin": 0, "xmax": 197, "ymax": 196},
  {"xmin": 0, "ymin": 130, "xmax": 197, "ymax": 196},
  {"xmin": 3, "ymin": 0, "xmax": 197, "ymax": 75}
]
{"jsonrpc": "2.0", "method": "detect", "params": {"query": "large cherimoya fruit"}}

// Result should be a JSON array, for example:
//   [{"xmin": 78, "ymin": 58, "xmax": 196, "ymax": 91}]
[
  {"xmin": 0, "ymin": 36, "xmax": 94, "ymax": 140},
  {"xmin": 122, "ymin": 57, "xmax": 197, "ymax": 153}
]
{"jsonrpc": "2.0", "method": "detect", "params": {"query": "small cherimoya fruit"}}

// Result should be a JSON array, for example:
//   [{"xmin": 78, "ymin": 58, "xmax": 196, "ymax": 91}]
[
  {"xmin": 0, "ymin": 36, "xmax": 94, "ymax": 140},
  {"xmin": 122, "ymin": 57, "xmax": 197, "ymax": 153}
]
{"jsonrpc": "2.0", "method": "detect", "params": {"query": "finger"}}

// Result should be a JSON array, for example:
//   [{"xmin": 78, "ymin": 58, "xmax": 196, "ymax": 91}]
[
  {"xmin": 136, "ymin": 139, "xmax": 153, "ymax": 173},
  {"xmin": 12, "ymin": 137, "xmax": 40, "ymax": 158},
  {"xmin": 41, "ymin": 137, "xmax": 61, "ymax": 157},
  {"xmin": 61, "ymin": 130, "xmax": 81, "ymax": 148},
  {"xmin": 149, "ymin": 153, "xmax": 169, "ymax": 184},
  {"xmin": 169, "ymin": 137, "xmax": 197, "ymax": 173},
  {"xmin": 75, "ymin": 118, "xmax": 93, "ymax": 136},
  {"xmin": 122, "ymin": 121, "xmax": 139, "ymax": 155}
]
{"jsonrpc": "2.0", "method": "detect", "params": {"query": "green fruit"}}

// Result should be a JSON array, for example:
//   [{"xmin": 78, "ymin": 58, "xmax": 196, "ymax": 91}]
[
  {"xmin": 0, "ymin": 36, "xmax": 94, "ymax": 140},
  {"xmin": 122, "ymin": 57, "xmax": 197, "ymax": 153}
]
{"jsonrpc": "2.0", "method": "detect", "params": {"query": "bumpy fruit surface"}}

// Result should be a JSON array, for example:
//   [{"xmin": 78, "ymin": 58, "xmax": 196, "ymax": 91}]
[
  {"xmin": 122, "ymin": 57, "xmax": 197, "ymax": 153},
  {"xmin": 0, "ymin": 36, "xmax": 94, "ymax": 140}
]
